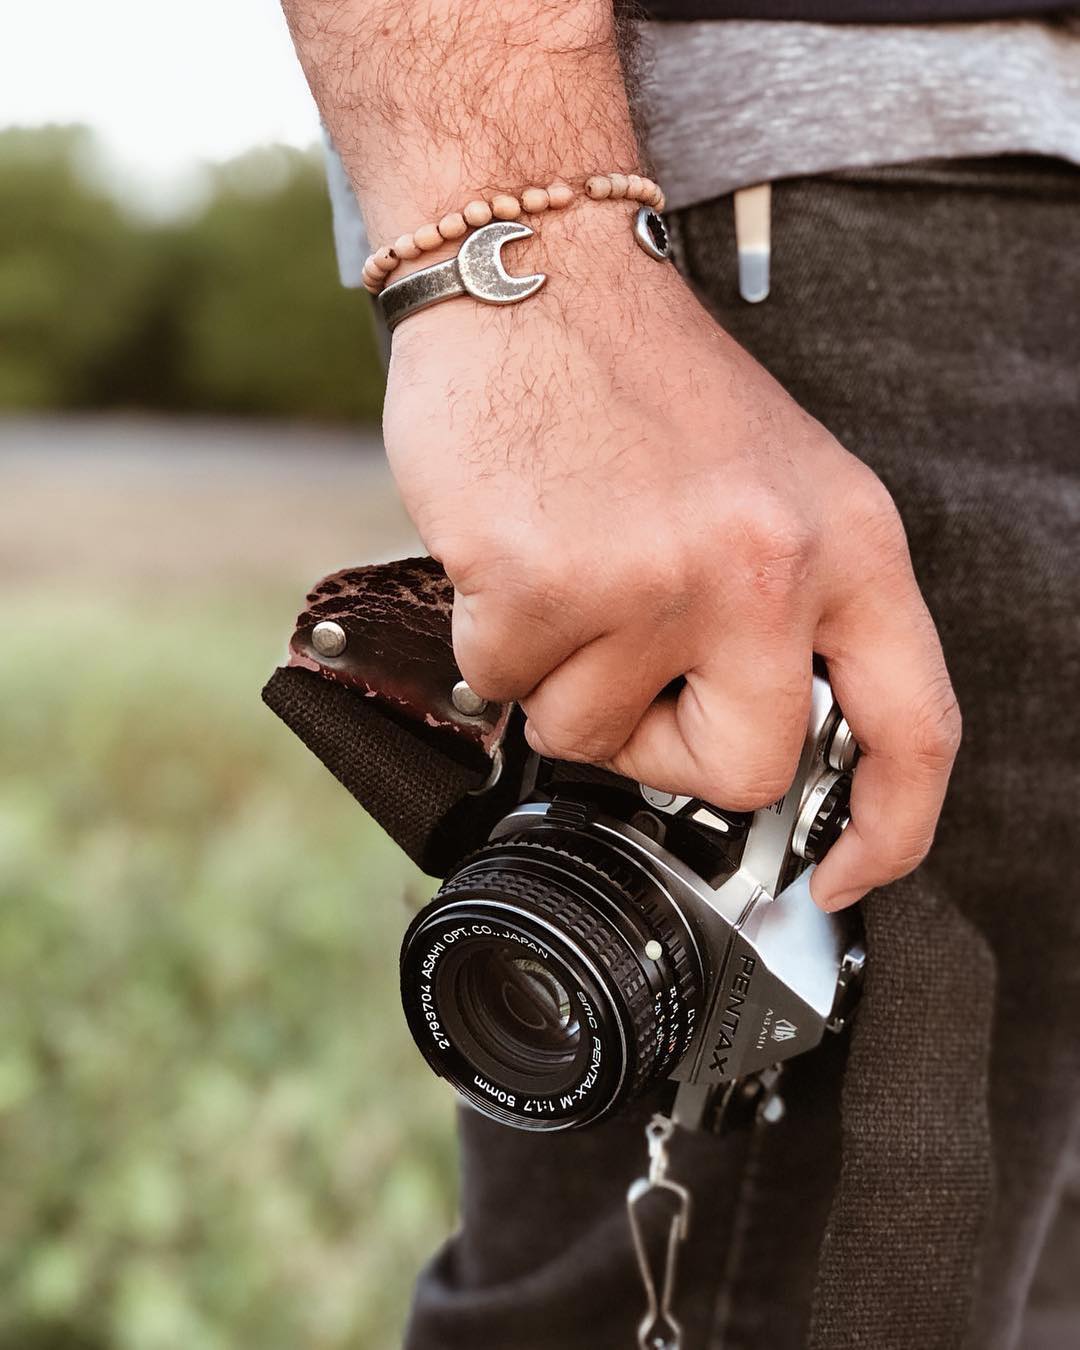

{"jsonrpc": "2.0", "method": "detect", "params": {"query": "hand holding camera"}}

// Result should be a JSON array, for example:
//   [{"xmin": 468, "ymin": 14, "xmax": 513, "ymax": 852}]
[
  {"xmin": 266, "ymin": 558, "xmax": 864, "ymax": 1134},
  {"xmin": 383, "ymin": 261, "xmax": 961, "ymax": 913}
]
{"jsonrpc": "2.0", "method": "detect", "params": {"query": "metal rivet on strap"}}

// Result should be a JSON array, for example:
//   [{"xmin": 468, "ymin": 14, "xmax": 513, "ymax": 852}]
[
  {"xmin": 311, "ymin": 620, "xmax": 347, "ymax": 658},
  {"xmin": 451, "ymin": 679, "xmax": 488, "ymax": 717}
]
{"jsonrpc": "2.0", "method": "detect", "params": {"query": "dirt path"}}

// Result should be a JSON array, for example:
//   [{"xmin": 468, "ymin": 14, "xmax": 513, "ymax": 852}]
[{"xmin": 0, "ymin": 414, "xmax": 419, "ymax": 596}]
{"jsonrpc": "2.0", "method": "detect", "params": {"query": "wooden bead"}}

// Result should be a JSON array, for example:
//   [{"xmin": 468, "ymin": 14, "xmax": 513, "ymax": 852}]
[
  {"xmin": 608, "ymin": 173, "xmax": 629, "ymax": 199},
  {"xmin": 521, "ymin": 186, "xmax": 550, "ymax": 214},
  {"xmin": 362, "ymin": 273, "xmax": 382, "ymax": 294},
  {"xmin": 362, "ymin": 261, "xmax": 385, "ymax": 291},
  {"xmin": 414, "ymin": 222, "xmax": 444, "ymax": 251},
  {"xmin": 393, "ymin": 233, "xmax": 421, "ymax": 260},
  {"xmin": 547, "ymin": 180, "xmax": 574, "ymax": 209},
  {"xmin": 491, "ymin": 193, "xmax": 522, "ymax": 220},
  {"xmin": 626, "ymin": 174, "xmax": 646, "ymax": 200},
  {"xmin": 585, "ymin": 175, "xmax": 612, "ymax": 200},
  {"xmin": 463, "ymin": 199, "xmax": 493, "ymax": 228},
  {"xmin": 438, "ymin": 211, "xmax": 468, "ymax": 240},
  {"xmin": 372, "ymin": 245, "xmax": 399, "ymax": 274}
]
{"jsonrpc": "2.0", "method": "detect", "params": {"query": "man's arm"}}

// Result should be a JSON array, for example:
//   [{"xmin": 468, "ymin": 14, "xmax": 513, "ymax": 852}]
[
  {"xmin": 284, "ymin": 1, "xmax": 640, "ymax": 265},
  {"xmin": 281, "ymin": 0, "xmax": 962, "ymax": 910}
]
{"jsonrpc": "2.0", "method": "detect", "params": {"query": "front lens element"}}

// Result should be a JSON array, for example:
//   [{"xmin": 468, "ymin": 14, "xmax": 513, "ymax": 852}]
[
  {"xmin": 463, "ymin": 949, "xmax": 577, "ymax": 1059},
  {"xmin": 440, "ymin": 941, "xmax": 586, "ymax": 1095}
]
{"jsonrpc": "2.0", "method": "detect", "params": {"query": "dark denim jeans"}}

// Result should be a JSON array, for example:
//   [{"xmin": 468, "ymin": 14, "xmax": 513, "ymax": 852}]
[{"xmin": 404, "ymin": 157, "xmax": 1080, "ymax": 1350}]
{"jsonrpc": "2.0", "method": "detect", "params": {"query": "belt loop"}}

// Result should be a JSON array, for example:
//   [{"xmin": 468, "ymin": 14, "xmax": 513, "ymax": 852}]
[{"xmin": 734, "ymin": 183, "xmax": 771, "ymax": 303}]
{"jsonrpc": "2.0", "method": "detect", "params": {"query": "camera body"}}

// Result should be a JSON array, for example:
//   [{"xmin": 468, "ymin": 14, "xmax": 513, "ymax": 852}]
[{"xmin": 400, "ymin": 672, "xmax": 864, "ymax": 1132}]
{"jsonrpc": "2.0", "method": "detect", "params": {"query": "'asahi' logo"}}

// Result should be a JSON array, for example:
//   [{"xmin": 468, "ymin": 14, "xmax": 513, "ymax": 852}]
[{"xmin": 772, "ymin": 1019, "xmax": 797, "ymax": 1043}]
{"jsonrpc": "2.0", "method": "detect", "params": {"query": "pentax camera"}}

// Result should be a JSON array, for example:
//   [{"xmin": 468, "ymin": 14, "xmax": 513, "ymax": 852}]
[
  {"xmin": 264, "ymin": 557, "xmax": 864, "ymax": 1135},
  {"xmin": 399, "ymin": 673, "xmax": 864, "ymax": 1133}
]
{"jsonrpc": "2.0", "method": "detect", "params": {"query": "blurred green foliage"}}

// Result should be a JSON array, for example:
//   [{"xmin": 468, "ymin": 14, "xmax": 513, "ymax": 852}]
[
  {"xmin": 0, "ymin": 127, "xmax": 385, "ymax": 421},
  {"xmin": 0, "ymin": 591, "xmax": 456, "ymax": 1350}
]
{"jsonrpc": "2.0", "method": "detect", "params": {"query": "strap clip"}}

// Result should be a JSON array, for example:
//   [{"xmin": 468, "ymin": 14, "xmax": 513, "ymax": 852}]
[{"xmin": 626, "ymin": 1115, "xmax": 692, "ymax": 1350}]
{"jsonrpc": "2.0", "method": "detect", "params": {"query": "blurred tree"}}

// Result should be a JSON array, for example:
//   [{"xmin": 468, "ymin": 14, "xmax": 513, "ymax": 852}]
[
  {"xmin": 0, "ymin": 127, "xmax": 155, "ymax": 409},
  {"xmin": 0, "ymin": 129, "xmax": 385, "ymax": 422},
  {"xmin": 172, "ymin": 146, "xmax": 385, "ymax": 421}
]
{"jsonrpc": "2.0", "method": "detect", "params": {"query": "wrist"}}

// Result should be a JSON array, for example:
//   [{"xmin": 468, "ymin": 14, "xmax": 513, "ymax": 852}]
[
  {"xmin": 374, "ymin": 175, "xmax": 662, "ymax": 287},
  {"xmin": 384, "ymin": 199, "xmax": 696, "ymax": 362}
]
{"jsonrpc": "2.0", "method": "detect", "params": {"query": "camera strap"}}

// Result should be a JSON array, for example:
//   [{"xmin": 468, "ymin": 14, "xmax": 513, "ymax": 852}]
[{"xmin": 261, "ymin": 556, "xmax": 520, "ymax": 876}]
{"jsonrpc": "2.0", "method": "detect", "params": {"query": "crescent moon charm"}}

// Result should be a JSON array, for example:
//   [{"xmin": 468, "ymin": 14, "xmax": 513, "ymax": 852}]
[{"xmin": 456, "ymin": 221, "xmax": 547, "ymax": 305}]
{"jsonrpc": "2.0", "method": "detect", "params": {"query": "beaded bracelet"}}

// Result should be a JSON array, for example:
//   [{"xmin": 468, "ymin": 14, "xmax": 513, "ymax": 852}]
[{"xmin": 361, "ymin": 172, "xmax": 666, "ymax": 294}]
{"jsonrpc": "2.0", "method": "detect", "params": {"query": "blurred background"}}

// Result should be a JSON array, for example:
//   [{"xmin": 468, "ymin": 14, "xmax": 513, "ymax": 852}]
[
  {"xmin": 5, "ymin": 6, "xmax": 1078, "ymax": 1350},
  {"xmin": 1, "ymin": 4, "xmax": 457, "ymax": 1348}
]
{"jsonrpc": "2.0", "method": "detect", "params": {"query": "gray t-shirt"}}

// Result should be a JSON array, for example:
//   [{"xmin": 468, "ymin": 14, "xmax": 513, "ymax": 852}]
[
  {"xmin": 639, "ymin": 15, "xmax": 1080, "ymax": 210},
  {"xmin": 327, "ymin": 16, "xmax": 1080, "ymax": 286}
]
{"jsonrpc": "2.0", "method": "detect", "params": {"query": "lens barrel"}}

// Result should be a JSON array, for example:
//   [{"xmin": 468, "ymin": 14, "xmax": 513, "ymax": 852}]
[{"xmin": 400, "ymin": 828, "xmax": 703, "ymax": 1130}]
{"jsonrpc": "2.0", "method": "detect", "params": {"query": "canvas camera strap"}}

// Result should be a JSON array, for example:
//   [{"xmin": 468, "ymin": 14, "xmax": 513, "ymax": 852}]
[
  {"xmin": 262, "ymin": 555, "xmax": 996, "ymax": 1348},
  {"xmin": 261, "ymin": 555, "xmax": 519, "ymax": 876}
]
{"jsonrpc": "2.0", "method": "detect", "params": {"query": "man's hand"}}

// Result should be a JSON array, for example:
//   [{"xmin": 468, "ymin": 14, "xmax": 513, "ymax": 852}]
[{"xmin": 282, "ymin": 0, "xmax": 961, "ymax": 910}]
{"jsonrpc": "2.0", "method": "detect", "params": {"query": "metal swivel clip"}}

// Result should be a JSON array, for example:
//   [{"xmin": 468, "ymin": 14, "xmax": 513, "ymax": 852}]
[{"xmin": 627, "ymin": 1115, "xmax": 692, "ymax": 1350}]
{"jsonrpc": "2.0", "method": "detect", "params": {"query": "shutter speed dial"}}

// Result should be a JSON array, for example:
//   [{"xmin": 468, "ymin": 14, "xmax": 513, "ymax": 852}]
[{"xmin": 792, "ymin": 770, "xmax": 852, "ymax": 863}]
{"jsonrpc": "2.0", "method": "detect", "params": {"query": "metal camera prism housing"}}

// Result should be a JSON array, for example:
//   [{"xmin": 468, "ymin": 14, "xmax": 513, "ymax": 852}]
[{"xmin": 400, "ymin": 674, "xmax": 865, "ymax": 1133}]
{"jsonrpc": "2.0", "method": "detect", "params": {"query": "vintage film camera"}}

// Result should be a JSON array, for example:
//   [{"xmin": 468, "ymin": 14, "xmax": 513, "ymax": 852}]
[{"xmin": 265, "ymin": 558, "xmax": 864, "ymax": 1135}]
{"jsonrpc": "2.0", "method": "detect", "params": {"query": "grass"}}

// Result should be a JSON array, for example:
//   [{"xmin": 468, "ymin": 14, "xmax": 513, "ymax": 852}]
[{"xmin": 0, "ymin": 587, "xmax": 457, "ymax": 1350}]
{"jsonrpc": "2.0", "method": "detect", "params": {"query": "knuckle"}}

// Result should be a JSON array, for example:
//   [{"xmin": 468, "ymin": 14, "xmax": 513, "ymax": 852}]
[
  {"xmin": 731, "ymin": 497, "xmax": 815, "ymax": 598},
  {"xmin": 878, "ymin": 831, "xmax": 935, "ymax": 881},
  {"xmin": 680, "ymin": 689, "xmax": 807, "ymax": 812},
  {"xmin": 451, "ymin": 612, "xmax": 524, "ymax": 702},
  {"xmin": 525, "ymin": 717, "xmax": 595, "ymax": 764},
  {"xmin": 846, "ymin": 472, "xmax": 910, "ymax": 562},
  {"xmin": 691, "ymin": 759, "xmax": 793, "ymax": 814},
  {"xmin": 435, "ymin": 530, "xmax": 521, "ymax": 598},
  {"xmin": 429, "ymin": 533, "xmax": 483, "ymax": 595},
  {"xmin": 448, "ymin": 562, "xmax": 581, "ymax": 703},
  {"xmin": 436, "ymin": 520, "xmax": 575, "ymax": 597},
  {"xmin": 629, "ymin": 537, "xmax": 694, "ymax": 600},
  {"xmin": 525, "ymin": 698, "xmax": 641, "ymax": 765},
  {"xmin": 452, "ymin": 647, "xmax": 509, "ymax": 702},
  {"xmin": 906, "ymin": 676, "xmax": 963, "ymax": 773}
]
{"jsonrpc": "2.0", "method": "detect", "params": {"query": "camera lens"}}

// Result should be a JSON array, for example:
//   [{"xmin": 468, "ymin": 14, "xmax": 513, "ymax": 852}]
[{"xmin": 400, "ymin": 827, "xmax": 703, "ymax": 1130}]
